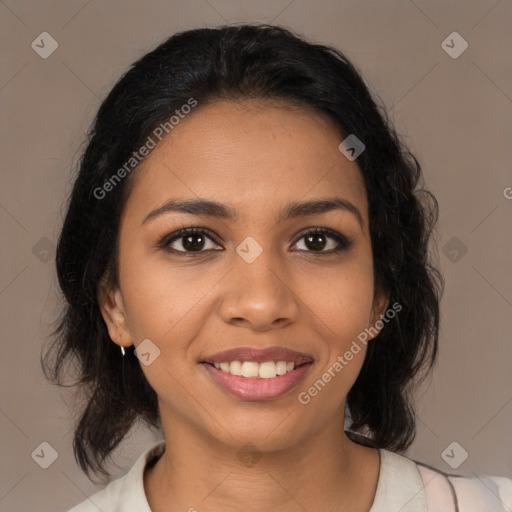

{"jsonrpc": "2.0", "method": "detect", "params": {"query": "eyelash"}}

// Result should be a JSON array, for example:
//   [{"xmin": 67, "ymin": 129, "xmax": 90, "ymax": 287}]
[{"xmin": 157, "ymin": 226, "xmax": 353, "ymax": 256}]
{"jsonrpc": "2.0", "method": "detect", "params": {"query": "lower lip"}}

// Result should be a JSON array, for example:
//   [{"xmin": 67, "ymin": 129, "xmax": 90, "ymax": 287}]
[{"xmin": 201, "ymin": 362, "xmax": 313, "ymax": 401}]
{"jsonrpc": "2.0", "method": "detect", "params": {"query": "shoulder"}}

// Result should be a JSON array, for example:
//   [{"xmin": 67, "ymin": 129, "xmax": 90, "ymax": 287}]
[
  {"xmin": 66, "ymin": 475, "xmax": 126, "ymax": 512},
  {"xmin": 65, "ymin": 440, "xmax": 165, "ymax": 512},
  {"xmin": 372, "ymin": 447, "xmax": 512, "ymax": 512},
  {"xmin": 416, "ymin": 460, "xmax": 512, "ymax": 512}
]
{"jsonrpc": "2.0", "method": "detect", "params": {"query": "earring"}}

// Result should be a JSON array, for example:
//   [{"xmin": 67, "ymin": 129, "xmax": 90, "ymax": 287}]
[{"xmin": 116, "ymin": 326, "xmax": 126, "ymax": 356}]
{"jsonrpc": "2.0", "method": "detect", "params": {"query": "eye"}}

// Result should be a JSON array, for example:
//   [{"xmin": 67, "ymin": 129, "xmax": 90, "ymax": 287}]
[
  {"xmin": 292, "ymin": 227, "xmax": 352, "ymax": 254},
  {"xmin": 158, "ymin": 226, "xmax": 352, "ymax": 256},
  {"xmin": 158, "ymin": 227, "xmax": 223, "ymax": 254}
]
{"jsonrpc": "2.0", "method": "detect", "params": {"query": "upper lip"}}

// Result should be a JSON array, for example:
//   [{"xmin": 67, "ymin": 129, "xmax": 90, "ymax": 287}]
[{"xmin": 201, "ymin": 346, "xmax": 314, "ymax": 365}]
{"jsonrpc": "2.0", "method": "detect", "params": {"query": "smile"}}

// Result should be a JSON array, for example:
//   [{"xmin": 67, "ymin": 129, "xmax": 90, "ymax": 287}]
[
  {"xmin": 212, "ymin": 360, "xmax": 296, "ymax": 378},
  {"xmin": 200, "ymin": 346, "xmax": 314, "ymax": 400}
]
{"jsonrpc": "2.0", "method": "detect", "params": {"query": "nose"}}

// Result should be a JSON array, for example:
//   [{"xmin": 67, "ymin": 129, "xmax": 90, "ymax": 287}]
[{"xmin": 220, "ymin": 251, "xmax": 300, "ymax": 331}]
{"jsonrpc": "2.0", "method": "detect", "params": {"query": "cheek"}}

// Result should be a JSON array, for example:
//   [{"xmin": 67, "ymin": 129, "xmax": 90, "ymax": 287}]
[
  {"xmin": 119, "ymin": 237, "xmax": 376, "ymax": 343},
  {"xmin": 303, "ymin": 255, "xmax": 375, "ymax": 334},
  {"xmin": 121, "ymin": 267, "xmax": 211, "ymax": 343},
  {"xmin": 116, "ymin": 240, "xmax": 207, "ymax": 342}
]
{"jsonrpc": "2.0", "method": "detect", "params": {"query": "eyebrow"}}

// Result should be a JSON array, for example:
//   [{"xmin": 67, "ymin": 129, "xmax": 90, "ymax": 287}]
[{"xmin": 142, "ymin": 197, "xmax": 364, "ymax": 228}]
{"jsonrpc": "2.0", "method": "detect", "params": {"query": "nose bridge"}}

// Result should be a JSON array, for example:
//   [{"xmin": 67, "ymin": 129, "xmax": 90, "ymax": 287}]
[{"xmin": 220, "ymin": 240, "xmax": 298, "ymax": 328}]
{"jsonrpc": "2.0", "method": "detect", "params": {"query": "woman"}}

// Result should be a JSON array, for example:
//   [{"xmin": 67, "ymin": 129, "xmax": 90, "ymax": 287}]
[{"xmin": 42, "ymin": 23, "xmax": 511, "ymax": 511}]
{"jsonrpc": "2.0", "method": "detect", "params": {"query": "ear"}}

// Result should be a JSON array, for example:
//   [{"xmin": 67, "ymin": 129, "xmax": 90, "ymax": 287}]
[
  {"xmin": 368, "ymin": 289, "xmax": 390, "ymax": 340},
  {"xmin": 97, "ymin": 278, "xmax": 134, "ymax": 350}
]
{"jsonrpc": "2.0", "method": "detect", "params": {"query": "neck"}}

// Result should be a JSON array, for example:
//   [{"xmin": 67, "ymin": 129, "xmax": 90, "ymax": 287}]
[{"xmin": 144, "ymin": 410, "xmax": 380, "ymax": 512}]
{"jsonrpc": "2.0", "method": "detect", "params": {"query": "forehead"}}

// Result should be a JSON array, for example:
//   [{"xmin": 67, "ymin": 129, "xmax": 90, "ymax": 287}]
[{"xmin": 124, "ymin": 99, "xmax": 368, "ymax": 224}]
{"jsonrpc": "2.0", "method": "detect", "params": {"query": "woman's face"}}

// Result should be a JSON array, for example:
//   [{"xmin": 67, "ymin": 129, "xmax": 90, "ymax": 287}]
[{"xmin": 101, "ymin": 99, "xmax": 388, "ymax": 452}]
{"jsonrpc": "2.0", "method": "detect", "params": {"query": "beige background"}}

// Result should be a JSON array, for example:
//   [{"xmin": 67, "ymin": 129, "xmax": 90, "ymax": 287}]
[{"xmin": 0, "ymin": 1, "xmax": 511, "ymax": 511}]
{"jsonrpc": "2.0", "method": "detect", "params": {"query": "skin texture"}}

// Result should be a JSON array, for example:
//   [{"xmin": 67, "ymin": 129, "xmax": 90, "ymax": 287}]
[{"xmin": 99, "ymin": 99, "xmax": 389, "ymax": 511}]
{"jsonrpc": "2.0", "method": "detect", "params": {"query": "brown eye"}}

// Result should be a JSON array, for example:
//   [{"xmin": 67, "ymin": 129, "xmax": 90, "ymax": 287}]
[
  {"xmin": 178, "ymin": 233, "xmax": 208, "ymax": 251},
  {"xmin": 159, "ymin": 227, "xmax": 223, "ymax": 253},
  {"xmin": 293, "ymin": 228, "xmax": 352, "ymax": 253}
]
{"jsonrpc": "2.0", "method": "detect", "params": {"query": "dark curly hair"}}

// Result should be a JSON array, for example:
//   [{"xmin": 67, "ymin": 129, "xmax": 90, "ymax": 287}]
[{"xmin": 41, "ymin": 23, "xmax": 443, "ymax": 484}]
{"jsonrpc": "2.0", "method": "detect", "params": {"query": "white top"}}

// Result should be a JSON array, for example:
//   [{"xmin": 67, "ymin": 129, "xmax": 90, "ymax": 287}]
[{"xmin": 67, "ymin": 440, "xmax": 512, "ymax": 511}]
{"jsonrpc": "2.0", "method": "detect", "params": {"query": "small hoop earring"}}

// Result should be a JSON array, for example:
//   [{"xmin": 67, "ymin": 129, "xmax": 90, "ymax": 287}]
[{"xmin": 120, "ymin": 346, "xmax": 126, "ymax": 356}]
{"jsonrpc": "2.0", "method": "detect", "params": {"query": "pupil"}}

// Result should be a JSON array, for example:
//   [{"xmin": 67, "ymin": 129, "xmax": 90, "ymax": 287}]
[
  {"xmin": 180, "ymin": 233, "xmax": 328, "ymax": 252},
  {"xmin": 306, "ymin": 233, "xmax": 326, "ymax": 251},
  {"xmin": 183, "ymin": 235, "xmax": 204, "ymax": 251}
]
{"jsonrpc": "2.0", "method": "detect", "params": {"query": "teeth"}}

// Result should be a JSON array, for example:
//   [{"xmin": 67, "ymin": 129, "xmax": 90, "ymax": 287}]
[
  {"xmin": 259, "ymin": 361, "xmax": 276, "ymax": 379},
  {"xmin": 276, "ymin": 361, "xmax": 287, "ymax": 375},
  {"xmin": 241, "ymin": 361, "xmax": 259, "ymax": 378},
  {"xmin": 213, "ymin": 360, "xmax": 297, "ymax": 378},
  {"xmin": 229, "ymin": 360, "xmax": 242, "ymax": 376}
]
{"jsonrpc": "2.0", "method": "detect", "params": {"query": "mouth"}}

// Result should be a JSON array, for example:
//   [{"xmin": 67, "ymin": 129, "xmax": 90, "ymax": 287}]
[
  {"xmin": 206, "ymin": 360, "xmax": 301, "ymax": 378},
  {"xmin": 200, "ymin": 346, "xmax": 314, "ymax": 401}
]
